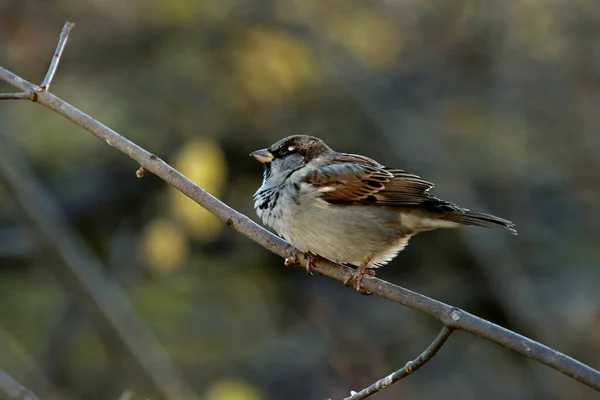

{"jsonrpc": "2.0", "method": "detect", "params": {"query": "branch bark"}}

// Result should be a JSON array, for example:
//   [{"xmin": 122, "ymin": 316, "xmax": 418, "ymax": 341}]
[
  {"xmin": 0, "ymin": 111, "xmax": 199, "ymax": 400},
  {"xmin": 0, "ymin": 92, "xmax": 35, "ymax": 100},
  {"xmin": 0, "ymin": 21, "xmax": 599, "ymax": 397},
  {"xmin": 0, "ymin": 370, "xmax": 42, "ymax": 400},
  {"xmin": 40, "ymin": 20, "xmax": 74, "ymax": 90},
  {"xmin": 344, "ymin": 326, "xmax": 454, "ymax": 400},
  {"xmin": 0, "ymin": 23, "xmax": 198, "ymax": 400}
]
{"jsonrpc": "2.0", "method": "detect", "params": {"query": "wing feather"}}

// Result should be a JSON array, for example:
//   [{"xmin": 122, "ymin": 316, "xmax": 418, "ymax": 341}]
[{"xmin": 302, "ymin": 153, "xmax": 457, "ymax": 209}]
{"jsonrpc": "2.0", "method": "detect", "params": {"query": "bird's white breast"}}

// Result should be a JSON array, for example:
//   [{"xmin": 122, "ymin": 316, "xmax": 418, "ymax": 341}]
[{"xmin": 254, "ymin": 178, "xmax": 410, "ymax": 267}]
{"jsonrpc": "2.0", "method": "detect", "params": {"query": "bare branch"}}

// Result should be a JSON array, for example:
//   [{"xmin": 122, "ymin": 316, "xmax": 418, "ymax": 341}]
[
  {"xmin": 0, "ymin": 92, "xmax": 35, "ymax": 100},
  {"xmin": 0, "ymin": 22, "xmax": 599, "ymax": 395},
  {"xmin": 39, "ymin": 21, "xmax": 75, "ymax": 91},
  {"xmin": 0, "ymin": 370, "xmax": 42, "ymax": 400},
  {"xmin": 0, "ymin": 127, "xmax": 199, "ymax": 400},
  {"xmin": 344, "ymin": 326, "xmax": 454, "ymax": 400}
]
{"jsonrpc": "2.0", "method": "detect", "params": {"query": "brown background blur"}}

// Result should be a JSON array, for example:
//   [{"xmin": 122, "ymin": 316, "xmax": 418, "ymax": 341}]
[{"xmin": 1, "ymin": 1, "xmax": 600, "ymax": 399}]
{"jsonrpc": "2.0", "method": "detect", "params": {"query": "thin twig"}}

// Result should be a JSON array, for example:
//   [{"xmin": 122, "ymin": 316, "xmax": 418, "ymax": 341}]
[
  {"xmin": 344, "ymin": 326, "xmax": 454, "ymax": 400},
  {"xmin": 0, "ymin": 22, "xmax": 198, "ymax": 400},
  {"xmin": 39, "ymin": 21, "xmax": 74, "ymax": 91},
  {"xmin": 0, "ymin": 92, "xmax": 35, "ymax": 100},
  {"xmin": 0, "ymin": 23, "xmax": 600, "ymax": 394},
  {"xmin": 0, "ymin": 118, "xmax": 199, "ymax": 400},
  {"xmin": 0, "ymin": 370, "xmax": 42, "ymax": 400}
]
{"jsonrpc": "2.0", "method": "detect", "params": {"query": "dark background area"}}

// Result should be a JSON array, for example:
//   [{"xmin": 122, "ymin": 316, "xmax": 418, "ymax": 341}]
[{"xmin": 1, "ymin": 1, "xmax": 600, "ymax": 399}]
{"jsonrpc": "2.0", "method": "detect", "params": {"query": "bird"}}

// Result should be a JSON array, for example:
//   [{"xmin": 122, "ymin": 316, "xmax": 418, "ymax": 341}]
[{"xmin": 251, "ymin": 135, "xmax": 516, "ymax": 292}]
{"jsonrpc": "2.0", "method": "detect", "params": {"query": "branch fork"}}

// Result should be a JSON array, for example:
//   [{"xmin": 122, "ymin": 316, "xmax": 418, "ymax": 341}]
[{"xmin": 0, "ymin": 21, "xmax": 74, "ymax": 101}]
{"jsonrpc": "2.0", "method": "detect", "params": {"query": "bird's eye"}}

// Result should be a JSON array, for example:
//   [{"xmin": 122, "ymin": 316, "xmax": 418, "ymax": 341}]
[{"xmin": 273, "ymin": 144, "xmax": 296, "ymax": 158}]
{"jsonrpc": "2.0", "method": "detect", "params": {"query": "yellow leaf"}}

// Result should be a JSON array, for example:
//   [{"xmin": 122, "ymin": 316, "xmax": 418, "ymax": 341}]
[
  {"xmin": 169, "ymin": 139, "xmax": 227, "ymax": 241},
  {"xmin": 204, "ymin": 379, "xmax": 264, "ymax": 400},
  {"xmin": 141, "ymin": 217, "xmax": 189, "ymax": 274},
  {"xmin": 143, "ymin": 0, "xmax": 237, "ymax": 25},
  {"xmin": 231, "ymin": 26, "xmax": 317, "ymax": 103},
  {"xmin": 328, "ymin": 10, "xmax": 402, "ymax": 71}
]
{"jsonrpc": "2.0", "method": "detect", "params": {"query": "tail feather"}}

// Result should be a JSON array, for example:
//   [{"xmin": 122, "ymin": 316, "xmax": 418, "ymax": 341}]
[{"xmin": 442, "ymin": 210, "xmax": 517, "ymax": 235}]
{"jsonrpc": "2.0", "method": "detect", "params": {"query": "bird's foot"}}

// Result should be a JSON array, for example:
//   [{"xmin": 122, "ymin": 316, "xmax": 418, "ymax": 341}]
[
  {"xmin": 283, "ymin": 252, "xmax": 318, "ymax": 275},
  {"xmin": 284, "ymin": 255, "xmax": 298, "ymax": 267},
  {"xmin": 304, "ymin": 252, "xmax": 319, "ymax": 275},
  {"xmin": 343, "ymin": 267, "xmax": 375, "ymax": 295}
]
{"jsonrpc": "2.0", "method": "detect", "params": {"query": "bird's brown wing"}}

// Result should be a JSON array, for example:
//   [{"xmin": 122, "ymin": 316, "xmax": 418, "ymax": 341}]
[
  {"xmin": 302, "ymin": 153, "xmax": 517, "ymax": 233},
  {"xmin": 302, "ymin": 153, "xmax": 457, "ymax": 209}
]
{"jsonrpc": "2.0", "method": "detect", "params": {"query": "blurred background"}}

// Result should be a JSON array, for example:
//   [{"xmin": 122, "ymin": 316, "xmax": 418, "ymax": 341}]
[{"xmin": 1, "ymin": 0, "xmax": 600, "ymax": 399}]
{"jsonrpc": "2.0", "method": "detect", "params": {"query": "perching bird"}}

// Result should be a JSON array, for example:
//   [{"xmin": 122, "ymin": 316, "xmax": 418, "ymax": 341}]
[{"xmin": 251, "ymin": 135, "xmax": 516, "ymax": 292}]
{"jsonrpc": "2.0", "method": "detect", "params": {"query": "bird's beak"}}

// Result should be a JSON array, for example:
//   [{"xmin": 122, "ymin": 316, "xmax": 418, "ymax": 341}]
[{"xmin": 250, "ymin": 148, "xmax": 274, "ymax": 164}]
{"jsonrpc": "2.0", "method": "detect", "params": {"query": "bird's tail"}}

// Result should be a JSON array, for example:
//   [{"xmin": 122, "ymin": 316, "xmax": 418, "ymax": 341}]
[{"xmin": 441, "ymin": 210, "xmax": 517, "ymax": 235}]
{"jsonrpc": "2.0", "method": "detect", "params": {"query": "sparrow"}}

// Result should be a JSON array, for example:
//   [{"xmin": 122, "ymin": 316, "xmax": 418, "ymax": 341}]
[{"xmin": 251, "ymin": 135, "xmax": 516, "ymax": 292}]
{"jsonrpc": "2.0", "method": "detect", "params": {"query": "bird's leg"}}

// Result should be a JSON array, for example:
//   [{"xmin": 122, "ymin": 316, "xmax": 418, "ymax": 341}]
[{"xmin": 343, "ymin": 255, "xmax": 375, "ymax": 293}]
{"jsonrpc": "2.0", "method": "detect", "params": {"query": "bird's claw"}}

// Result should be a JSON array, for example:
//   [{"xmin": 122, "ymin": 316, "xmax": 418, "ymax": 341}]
[
  {"xmin": 304, "ymin": 252, "xmax": 318, "ymax": 275},
  {"xmin": 284, "ymin": 252, "xmax": 317, "ymax": 275},
  {"xmin": 344, "ymin": 268, "xmax": 375, "ymax": 295},
  {"xmin": 284, "ymin": 256, "xmax": 298, "ymax": 267}
]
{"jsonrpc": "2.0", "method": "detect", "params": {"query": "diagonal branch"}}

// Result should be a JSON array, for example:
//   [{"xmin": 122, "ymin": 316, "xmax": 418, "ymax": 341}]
[
  {"xmin": 0, "ymin": 21, "xmax": 599, "ymax": 395},
  {"xmin": 0, "ymin": 370, "xmax": 42, "ymax": 400},
  {"xmin": 0, "ymin": 23, "xmax": 198, "ymax": 400},
  {"xmin": 299, "ymin": 11, "xmax": 558, "ymax": 348},
  {"xmin": 0, "ymin": 117, "xmax": 199, "ymax": 400},
  {"xmin": 344, "ymin": 326, "xmax": 454, "ymax": 400}
]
